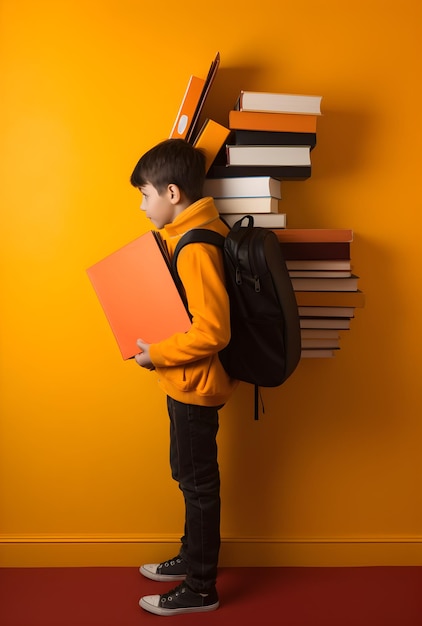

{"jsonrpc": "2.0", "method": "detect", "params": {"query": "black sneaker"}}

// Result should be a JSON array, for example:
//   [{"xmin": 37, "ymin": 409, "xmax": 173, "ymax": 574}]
[
  {"xmin": 139, "ymin": 555, "xmax": 187, "ymax": 582},
  {"xmin": 139, "ymin": 582, "xmax": 219, "ymax": 616}
]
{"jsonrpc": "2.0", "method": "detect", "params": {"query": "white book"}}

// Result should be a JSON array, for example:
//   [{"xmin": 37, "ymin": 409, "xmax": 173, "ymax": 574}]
[
  {"xmin": 298, "ymin": 306, "xmax": 355, "ymax": 318},
  {"xmin": 226, "ymin": 145, "xmax": 311, "ymax": 167},
  {"xmin": 289, "ymin": 270, "xmax": 352, "ymax": 278},
  {"xmin": 291, "ymin": 275, "xmax": 359, "ymax": 291},
  {"xmin": 300, "ymin": 318, "xmax": 351, "ymax": 330},
  {"xmin": 286, "ymin": 260, "xmax": 352, "ymax": 271},
  {"xmin": 300, "ymin": 329, "xmax": 340, "ymax": 339},
  {"xmin": 215, "ymin": 196, "xmax": 281, "ymax": 214},
  {"xmin": 221, "ymin": 212, "xmax": 287, "ymax": 228},
  {"xmin": 301, "ymin": 338, "xmax": 340, "ymax": 349},
  {"xmin": 204, "ymin": 176, "xmax": 282, "ymax": 199},
  {"xmin": 236, "ymin": 91, "xmax": 322, "ymax": 115},
  {"xmin": 301, "ymin": 349, "xmax": 335, "ymax": 359}
]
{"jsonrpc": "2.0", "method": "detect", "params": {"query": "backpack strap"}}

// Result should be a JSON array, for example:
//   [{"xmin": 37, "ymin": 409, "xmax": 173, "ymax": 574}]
[
  {"xmin": 172, "ymin": 229, "xmax": 225, "ymax": 298},
  {"xmin": 171, "ymin": 228, "xmax": 225, "ymax": 283},
  {"xmin": 173, "ymin": 228, "xmax": 225, "ymax": 262}
]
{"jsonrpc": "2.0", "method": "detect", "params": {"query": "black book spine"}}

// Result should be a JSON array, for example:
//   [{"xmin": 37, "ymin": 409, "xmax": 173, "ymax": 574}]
[{"xmin": 233, "ymin": 130, "xmax": 317, "ymax": 149}]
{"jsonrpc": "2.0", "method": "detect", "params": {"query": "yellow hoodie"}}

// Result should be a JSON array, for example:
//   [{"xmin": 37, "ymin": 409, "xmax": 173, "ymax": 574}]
[{"xmin": 149, "ymin": 196, "xmax": 239, "ymax": 406}]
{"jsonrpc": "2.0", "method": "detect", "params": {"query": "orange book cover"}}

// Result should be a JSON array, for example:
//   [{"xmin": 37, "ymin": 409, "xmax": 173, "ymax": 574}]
[
  {"xmin": 186, "ymin": 52, "xmax": 220, "ymax": 142},
  {"xmin": 169, "ymin": 52, "xmax": 221, "ymax": 141},
  {"xmin": 86, "ymin": 231, "xmax": 191, "ymax": 360},
  {"xmin": 193, "ymin": 118, "xmax": 230, "ymax": 172},
  {"xmin": 273, "ymin": 228, "xmax": 353, "ymax": 243},
  {"xmin": 295, "ymin": 290, "xmax": 365, "ymax": 308},
  {"xmin": 228, "ymin": 110, "xmax": 318, "ymax": 133},
  {"xmin": 169, "ymin": 75, "xmax": 206, "ymax": 139}
]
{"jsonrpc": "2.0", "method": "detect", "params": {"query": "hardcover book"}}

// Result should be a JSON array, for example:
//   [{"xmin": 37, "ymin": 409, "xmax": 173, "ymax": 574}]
[
  {"xmin": 298, "ymin": 306, "xmax": 355, "ymax": 318},
  {"xmin": 235, "ymin": 91, "xmax": 322, "ymax": 115},
  {"xmin": 193, "ymin": 118, "xmax": 230, "ymax": 172},
  {"xmin": 226, "ymin": 144, "xmax": 311, "ymax": 167},
  {"xmin": 169, "ymin": 52, "xmax": 220, "ymax": 142},
  {"xmin": 301, "ymin": 349, "xmax": 336, "ymax": 358},
  {"xmin": 279, "ymin": 242, "xmax": 351, "ymax": 260},
  {"xmin": 232, "ymin": 130, "xmax": 317, "ymax": 148},
  {"xmin": 86, "ymin": 231, "xmax": 191, "ymax": 360},
  {"xmin": 286, "ymin": 259, "xmax": 352, "ymax": 270},
  {"xmin": 300, "ymin": 318, "xmax": 352, "ymax": 330},
  {"xmin": 203, "ymin": 176, "xmax": 282, "ymax": 199},
  {"xmin": 214, "ymin": 196, "xmax": 281, "ymax": 215},
  {"xmin": 229, "ymin": 110, "xmax": 318, "ymax": 133},
  {"xmin": 274, "ymin": 229, "xmax": 353, "ymax": 243},
  {"xmin": 169, "ymin": 75, "xmax": 206, "ymax": 139},
  {"xmin": 186, "ymin": 52, "xmax": 220, "ymax": 142},
  {"xmin": 301, "ymin": 337, "xmax": 340, "ymax": 349},
  {"xmin": 294, "ymin": 290, "xmax": 365, "ymax": 308},
  {"xmin": 291, "ymin": 275, "xmax": 359, "ymax": 292},
  {"xmin": 289, "ymin": 269, "xmax": 352, "ymax": 278},
  {"xmin": 207, "ymin": 164, "xmax": 311, "ymax": 180}
]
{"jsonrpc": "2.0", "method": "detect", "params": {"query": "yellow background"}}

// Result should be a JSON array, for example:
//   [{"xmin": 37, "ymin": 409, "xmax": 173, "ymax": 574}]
[{"xmin": 1, "ymin": 0, "xmax": 421, "ymax": 566}]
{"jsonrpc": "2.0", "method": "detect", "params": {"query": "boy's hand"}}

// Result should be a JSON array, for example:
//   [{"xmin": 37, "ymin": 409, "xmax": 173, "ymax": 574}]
[{"xmin": 135, "ymin": 339, "xmax": 155, "ymax": 370}]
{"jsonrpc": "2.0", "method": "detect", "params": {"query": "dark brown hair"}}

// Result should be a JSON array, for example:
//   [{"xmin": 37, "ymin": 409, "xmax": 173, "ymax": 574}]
[{"xmin": 130, "ymin": 138, "xmax": 206, "ymax": 203}]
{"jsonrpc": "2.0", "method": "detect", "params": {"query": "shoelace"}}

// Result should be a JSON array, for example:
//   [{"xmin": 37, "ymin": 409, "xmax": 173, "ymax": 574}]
[{"xmin": 161, "ymin": 584, "xmax": 186, "ymax": 603}]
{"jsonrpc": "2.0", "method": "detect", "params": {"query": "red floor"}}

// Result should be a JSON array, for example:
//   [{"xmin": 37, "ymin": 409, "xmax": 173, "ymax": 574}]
[{"xmin": 0, "ymin": 566, "xmax": 421, "ymax": 626}]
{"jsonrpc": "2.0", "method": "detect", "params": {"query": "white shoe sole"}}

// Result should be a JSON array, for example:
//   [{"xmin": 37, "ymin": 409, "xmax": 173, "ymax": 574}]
[
  {"xmin": 139, "ymin": 596, "xmax": 219, "ymax": 616},
  {"xmin": 139, "ymin": 565, "xmax": 186, "ymax": 582}
]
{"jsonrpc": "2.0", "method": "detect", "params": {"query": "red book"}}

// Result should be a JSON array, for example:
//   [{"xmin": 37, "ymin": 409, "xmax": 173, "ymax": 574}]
[
  {"xmin": 280, "ymin": 242, "xmax": 351, "ymax": 260},
  {"xmin": 274, "ymin": 229, "xmax": 353, "ymax": 243},
  {"xmin": 86, "ymin": 231, "xmax": 191, "ymax": 360}
]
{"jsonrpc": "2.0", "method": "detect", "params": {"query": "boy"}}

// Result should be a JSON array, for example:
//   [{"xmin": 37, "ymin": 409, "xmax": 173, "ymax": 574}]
[{"xmin": 130, "ymin": 139, "xmax": 238, "ymax": 616}]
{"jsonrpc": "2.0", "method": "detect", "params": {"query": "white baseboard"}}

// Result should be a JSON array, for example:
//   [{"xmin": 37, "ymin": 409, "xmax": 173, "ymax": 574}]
[{"xmin": 1, "ymin": 534, "xmax": 421, "ymax": 567}]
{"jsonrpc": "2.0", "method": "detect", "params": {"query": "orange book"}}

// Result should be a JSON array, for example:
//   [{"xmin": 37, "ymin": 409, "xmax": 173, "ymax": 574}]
[
  {"xmin": 295, "ymin": 290, "xmax": 365, "ymax": 308},
  {"xmin": 186, "ymin": 52, "xmax": 220, "ymax": 142},
  {"xmin": 273, "ymin": 228, "xmax": 353, "ymax": 243},
  {"xmin": 193, "ymin": 118, "xmax": 230, "ymax": 172},
  {"xmin": 86, "ymin": 231, "xmax": 191, "ymax": 360},
  {"xmin": 229, "ymin": 110, "xmax": 318, "ymax": 133},
  {"xmin": 169, "ymin": 52, "xmax": 221, "ymax": 141},
  {"xmin": 169, "ymin": 75, "xmax": 206, "ymax": 139}
]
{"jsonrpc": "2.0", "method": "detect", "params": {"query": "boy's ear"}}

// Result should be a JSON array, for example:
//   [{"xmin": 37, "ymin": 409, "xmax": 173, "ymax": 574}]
[{"xmin": 167, "ymin": 183, "xmax": 181, "ymax": 204}]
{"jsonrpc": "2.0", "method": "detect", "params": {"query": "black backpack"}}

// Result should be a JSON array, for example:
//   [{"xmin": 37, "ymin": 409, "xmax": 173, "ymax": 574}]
[{"xmin": 172, "ymin": 215, "xmax": 302, "ymax": 419}]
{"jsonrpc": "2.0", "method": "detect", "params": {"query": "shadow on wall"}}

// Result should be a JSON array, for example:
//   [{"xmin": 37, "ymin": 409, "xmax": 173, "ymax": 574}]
[{"xmin": 200, "ymin": 65, "xmax": 267, "ymax": 126}]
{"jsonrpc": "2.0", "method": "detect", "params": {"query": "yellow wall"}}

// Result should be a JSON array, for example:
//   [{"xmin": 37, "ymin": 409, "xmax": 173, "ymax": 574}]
[{"xmin": 1, "ymin": 0, "xmax": 421, "ymax": 567}]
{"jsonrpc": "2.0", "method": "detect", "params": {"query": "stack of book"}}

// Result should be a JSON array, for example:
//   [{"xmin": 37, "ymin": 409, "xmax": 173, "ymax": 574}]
[
  {"xmin": 203, "ymin": 89, "xmax": 321, "ymax": 226},
  {"xmin": 203, "ymin": 175, "xmax": 286, "ymax": 228},
  {"xmin": 168, "ymin": 56, "xmax": 364, "ymax": 359},
  {"xmin": 274, "ymin": 228, "xmax": 365, "ymax": 358},
  {"xmin": 210, "ymin": 90, "xmax": 321, "ymax": 178}
]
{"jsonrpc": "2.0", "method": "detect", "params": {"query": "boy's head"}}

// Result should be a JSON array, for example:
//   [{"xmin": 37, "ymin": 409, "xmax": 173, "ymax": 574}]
[{"xmin": 130, "ymin": 138, "xmax": 206, "ymax": 204}]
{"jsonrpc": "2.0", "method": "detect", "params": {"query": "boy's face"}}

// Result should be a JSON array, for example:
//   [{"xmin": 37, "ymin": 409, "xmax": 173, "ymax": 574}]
[{"xmin": 139, "ymin": 182, "xmax": 177, "ymax": 229}]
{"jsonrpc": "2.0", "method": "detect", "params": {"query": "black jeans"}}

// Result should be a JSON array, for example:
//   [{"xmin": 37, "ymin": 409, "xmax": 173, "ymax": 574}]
[{"xmin": 167, "ymin": 396, "xmax": 222, "ymax": 593}]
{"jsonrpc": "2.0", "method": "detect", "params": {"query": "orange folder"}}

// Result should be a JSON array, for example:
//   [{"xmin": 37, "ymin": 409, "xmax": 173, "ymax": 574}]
[
  {"xmin": 169, "ymin": 52, "xmax": 220, "ymax": 141},
  {"xmin": 169, "ymin": 75, "xmax": 206, "ymax": 139},
  {"xmin": 86, "ymin": 231, "xmax": 191, "ymax": 360}
]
